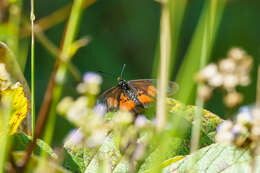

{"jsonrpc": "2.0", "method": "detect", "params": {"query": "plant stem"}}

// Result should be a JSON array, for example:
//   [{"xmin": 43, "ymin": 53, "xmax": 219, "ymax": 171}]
[
  {"xmin": 30, "ymin": 0, "xmax": 35, "ymax": 137},
  {"xmin": 156, "ymin": 0, "xmax": 171, "ymax": 131},
  {"xmin": 190, "ymin": 0, "xmax": 211, "ymax": 154},
  {"xmin": 21, "ymin": 0, "xmax": 92, "ymax": 170},
  {"xmin": 40, "ymin": 0, "xmax": 85, "ymax": 161}
]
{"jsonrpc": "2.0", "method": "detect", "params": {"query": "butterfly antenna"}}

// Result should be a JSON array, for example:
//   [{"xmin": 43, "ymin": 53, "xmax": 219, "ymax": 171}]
[{"xmin": 120, "ymin": 64, "xmax": 126, "ymax": 80}]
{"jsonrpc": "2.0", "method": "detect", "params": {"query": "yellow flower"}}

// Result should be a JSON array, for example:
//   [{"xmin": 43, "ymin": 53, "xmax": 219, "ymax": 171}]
[{"xmin": 0, "ymin": 82, "xmax": 29, "ymax": 135}]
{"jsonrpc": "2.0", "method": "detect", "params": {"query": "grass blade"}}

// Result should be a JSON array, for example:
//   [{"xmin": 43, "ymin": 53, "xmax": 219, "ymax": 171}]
[{"xmin": 175, "ymin": 0, "xmax": 226, "ymax": 105}]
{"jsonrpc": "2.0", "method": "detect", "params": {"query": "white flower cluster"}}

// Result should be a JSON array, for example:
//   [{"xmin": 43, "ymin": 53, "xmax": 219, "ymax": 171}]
[
  {"xmin": 77, "ymin": 72, "xmax": 103, "ymax": 95},
  {"xmin": 196, "ymin": 47, "xmax": 253, "ymax": 108},
  {"xmin": 216, "ymin": 106, "xmax": 260, "ymax": 149},
  {"xmin": 59, "ymin": 71, "xmax": 152, "ymax": 154},
  {"xmin": 57, "ymin": 72, "xmax": 109, "ymax": 148}
]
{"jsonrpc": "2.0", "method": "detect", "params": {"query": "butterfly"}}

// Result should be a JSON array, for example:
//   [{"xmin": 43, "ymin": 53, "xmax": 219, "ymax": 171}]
[{"xmin": 97, "ymin": 78, "xmax": 178, "ymax": 114}]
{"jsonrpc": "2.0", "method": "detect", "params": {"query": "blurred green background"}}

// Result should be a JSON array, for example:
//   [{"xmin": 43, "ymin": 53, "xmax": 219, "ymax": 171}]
[{"xmin": 20, "ymin": 0, "xmax": 260, "ymax": 144}]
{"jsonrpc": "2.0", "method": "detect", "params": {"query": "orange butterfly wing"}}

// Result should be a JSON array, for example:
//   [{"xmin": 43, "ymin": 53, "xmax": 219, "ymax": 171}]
[
  {"xmin": 119, "ymin": 92, "xmax": 136, "ymax": 111},
  {"xmin": 97, "ymin": 86, "xmax": 122, "ymax": 111},
  {"xmin": 128, "ymin": 80, "xmax": 157, "ymax": 107},
  {"xmin": 98, "ymin": 79, "xmax": 178, "ymax": 113}
]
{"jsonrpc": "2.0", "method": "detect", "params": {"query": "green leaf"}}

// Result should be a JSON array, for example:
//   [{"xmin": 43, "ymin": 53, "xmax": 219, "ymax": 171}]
[
  {"xmin": 138, "ymin": 98, "xmax": 222, "ymax": 173},
  {"xmin": 64, "ymin": 132, "xmax": 122, "ymax": 173},
  {"xmin": 63, "ymin": 150, "xmax": 81, "ymax": 173},
  {"xmin": 63, "ymin": 98, "xmax": 223, "ymax": 173},
  {"xmin": 12, "ymin": 151, "xmax": 71, "ymax": 173},
  {"xmin": 12, "ymin": 132, "xmax": 57, "ymax": 159},
  {"xmin": 175, "ymin": 0, "xmax": 226, "ymax": 104},
  {"xmin": 162, "ymin": 143, "xmax": 260, "ymax": 173},
  {"xmin": 141, "ymin": 156, "xmax": 185, "ymax": 173}
]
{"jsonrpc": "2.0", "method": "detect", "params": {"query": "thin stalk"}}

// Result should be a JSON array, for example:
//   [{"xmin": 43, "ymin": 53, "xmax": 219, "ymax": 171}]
[
  {"xmin": 156, "ymin": 0, "xmax": 171, "ymax": 131},
  {"xmin": 30, "ymin": 0, "xmax": 35, "ymax": 137},
  {"xmin": 21, "ymin": 0, "xmax": 96, "ymax": 170},
  {"xmin": 190, "ymin": 0, "xmax": 211, "ymax": 154},
  {"xmin": 20, "ymin": 0, "xmax": 88, "ymax": 172},
  {"xmin": 152, "ymin": 0, "xmax": 187, "ymax": 79},
  {"xmin": 41, "ymin": 0, "xmax": 85, "ymax": 161}
]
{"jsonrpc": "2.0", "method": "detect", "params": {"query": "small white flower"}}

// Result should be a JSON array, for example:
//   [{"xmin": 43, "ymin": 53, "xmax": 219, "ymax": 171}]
[
  {"xmin": 217, "ymin": 120, "xmax": 233, "ymax": 133},
  {"xmin": 94, "ymin": 104, "xmax": 107, "ymax": 116},
  {"xmin": 216, "ymin": 131, "xmax": 234, "ymax": 145},
  {"xmin": 76, "ymin": 83, "xmax": 87, "ymax": 94},
  {"xmin": 219, "ymin": 59, "xmax": 236, "ymax": 73},
  {"xmin": 224, "ymin": 92, "xmax": 243, "ymax": 108},
  {"xmin": 83, "ymin": 72, "xmax": 102, "ymax": 84},
  {"xmin": 232, "ymin": 124, "xmax": 248, "ymax": 135},
  {"xmin": 236, "ymin": 111, "xmax": 252, "ymax": 125},
  {"xmin": 64, "ymin": 129, "xmax": 84, "ymax": 147},
  {"xmin": 67, "ymin": 96, "xmax": 89, "ymax": 123},
  {"xmin": 78, "ymin": 72, "xmax": 103, "ymax": 95},
  {"xmin": 239, "ymin": 75, "xmax": 250, "ymax": 86},
  {"xmin": 223, "ymin": 74, "xmax": 239, "ymax": 89},
  {"xmin": 135, "ymin": 115, "xmax": 148, "ymax": 128},
  {"xmin": 198, "ymin": 85, "xmax": 212, "ymax": 101},
  {"xmin": 228, "ymin": 47, "xmax": 246, "ymax": 61},
  {"xmin": 201, "ymin": 63, "xmax": 218, "ymax": 80},
  {"xmin": 208, "ymin": 73, "xmax": 223, "ymax": 87},
  {"xmin": 57, "ymin": 96, "xmax": 74, "ymax": 115},
  {"xmin": 113, "ymin": 110, "xmax": 133, "ymax": 126},
  {"xmin": 239, "ymin": 106, "xmax": 251, "ymax": 113},
  {"xmin": 85, "ymin": 130, "xmax": 107, "ymax": 148}
]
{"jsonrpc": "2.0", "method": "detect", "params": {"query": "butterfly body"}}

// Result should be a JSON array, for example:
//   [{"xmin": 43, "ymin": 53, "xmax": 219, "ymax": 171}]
[{"xmin": 98, "ymin": 79, "xmax": 178, "ymax": 114}]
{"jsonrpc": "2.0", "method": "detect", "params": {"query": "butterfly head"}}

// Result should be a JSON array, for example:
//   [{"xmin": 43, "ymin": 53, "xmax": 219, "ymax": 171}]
[{"xmin": 117, "ymin": 77, "xmax": 129, "ymax": 90}]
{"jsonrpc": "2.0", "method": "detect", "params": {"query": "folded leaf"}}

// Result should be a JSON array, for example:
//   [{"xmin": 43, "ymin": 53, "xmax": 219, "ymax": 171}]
[{"xmin": 162, "ymin": 143, "xmax": 260, "ymax": 173}]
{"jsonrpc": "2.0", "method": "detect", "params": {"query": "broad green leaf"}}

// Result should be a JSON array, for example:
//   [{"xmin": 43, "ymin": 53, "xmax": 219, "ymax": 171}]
[
  {"xmin": 64, "ymin": 98, "xmax": 222, "ymax": 173},
  {"xmin": 167, "ymin": 98, "xmax": 222, "ymax": 137},
  {"xmin": 142, "ymin": 156, "xmax": 185, "ymax": 173},
  {"xmin": 12, "ymin": 151, "xmax": 70, "ymax": 173},
  {"xmin": 65, "ymin": 132, "xmax": 122, "ymax": 173},
  {"xmin": 162, "ymin": 143, "xmax": 260, "ymax": 173},
  {"xmin": 138, "ymin": 98, "xmax": 222, "ymax": 173},
  {"xmin": 12, "ymin": 133, "xmax": 57, "ymax": 159}
]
